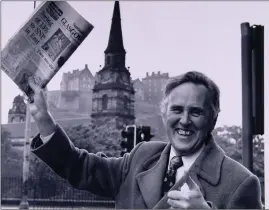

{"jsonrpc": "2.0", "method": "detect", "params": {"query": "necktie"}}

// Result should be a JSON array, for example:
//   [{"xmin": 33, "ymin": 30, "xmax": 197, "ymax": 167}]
[{"xmin": 162, "ymin": 155, "xmax": 183, "ymax": 196}]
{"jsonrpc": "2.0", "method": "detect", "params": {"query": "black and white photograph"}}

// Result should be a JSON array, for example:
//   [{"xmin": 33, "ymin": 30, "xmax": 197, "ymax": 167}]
[{"xmin": 1, "ymin": 1, "xmax": 268, "ymax": 209}]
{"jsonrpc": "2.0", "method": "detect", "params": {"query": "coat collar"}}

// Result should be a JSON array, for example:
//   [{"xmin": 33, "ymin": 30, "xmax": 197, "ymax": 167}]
[{"xmin": 136, "ymin": 135, "xmax": 225, "ymax": 209}]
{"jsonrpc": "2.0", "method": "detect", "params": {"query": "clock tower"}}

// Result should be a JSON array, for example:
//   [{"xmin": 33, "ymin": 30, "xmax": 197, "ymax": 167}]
[
  {"xmin": 8, "ymin": 95, "xmax": 26, "ymax": 123},
  {"xmin": 91, "ymin": 1, "xmax": 135, "ymax": 128}
]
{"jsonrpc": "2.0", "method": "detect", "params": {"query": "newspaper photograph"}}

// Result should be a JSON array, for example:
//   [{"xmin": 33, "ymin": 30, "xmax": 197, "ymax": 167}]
[{"xmin": 1, "ymin": 1, "xmax": 94, "ymax": 99}]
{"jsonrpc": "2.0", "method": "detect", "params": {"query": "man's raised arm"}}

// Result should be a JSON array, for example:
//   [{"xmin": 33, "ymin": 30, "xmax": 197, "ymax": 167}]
[{"xmin": 27, "ymin": 78, "xmax": 131, "ymax": 199}]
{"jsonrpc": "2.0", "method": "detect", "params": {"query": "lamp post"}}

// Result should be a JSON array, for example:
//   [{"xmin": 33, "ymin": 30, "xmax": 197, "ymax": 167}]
[
  {"xmin": 19, "ymin": 3, "xmax": 36, "ymax": 209},
  {"xmin": 19, "ymin": 102, "xmax": 31, "ymax": 209}
]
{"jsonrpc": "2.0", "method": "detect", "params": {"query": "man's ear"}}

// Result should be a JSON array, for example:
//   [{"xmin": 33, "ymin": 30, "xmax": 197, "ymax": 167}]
[{"xmin": 209, "ymin": 115, "xmax": 218, "ymax": 133}]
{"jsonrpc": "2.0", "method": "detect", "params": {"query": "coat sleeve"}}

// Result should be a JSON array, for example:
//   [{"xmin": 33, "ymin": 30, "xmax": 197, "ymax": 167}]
[
  {"xmin": 30, "ymin": 124, "xmax": 140, "ymax": 199},
  {"xmin": 226, "ymin": 174, "xmax": 263, "ymax": 209}
]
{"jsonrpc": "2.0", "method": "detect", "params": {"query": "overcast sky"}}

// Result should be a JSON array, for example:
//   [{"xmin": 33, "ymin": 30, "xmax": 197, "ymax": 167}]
[{"xmin": 1, "ymin": 1, "xmax": 269, "ymax": 128}]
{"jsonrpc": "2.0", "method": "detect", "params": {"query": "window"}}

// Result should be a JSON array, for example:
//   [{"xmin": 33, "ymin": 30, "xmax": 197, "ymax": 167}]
[
  {"xmin": 106, "ymin": 56, "xmax": 111, "ymax": 65},
  {"xmin": 102, "ymin": 95, "xmax": 108, "ymax": 110},
  {"xmin": 123, "ymin": 95, "xmax": 128, "ymax": 109},
  {"xmin": 116, "ymin": 55, "xmax": 122, "ymax": 64}
]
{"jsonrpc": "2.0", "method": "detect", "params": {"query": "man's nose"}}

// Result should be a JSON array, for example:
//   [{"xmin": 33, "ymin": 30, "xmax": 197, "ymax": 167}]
[{"xmin": 179, "ymin": 111, "xmax": 191, "ymax": 125}]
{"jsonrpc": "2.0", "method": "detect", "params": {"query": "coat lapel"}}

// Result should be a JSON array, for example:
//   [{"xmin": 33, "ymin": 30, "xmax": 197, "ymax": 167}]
[
  {"xmin": 190, "ymin": 136, "xmax": 225, "ymax": 186},
  {"xmin": 136, "ymin": 143, "xmax": 171, "ymax": 209}
]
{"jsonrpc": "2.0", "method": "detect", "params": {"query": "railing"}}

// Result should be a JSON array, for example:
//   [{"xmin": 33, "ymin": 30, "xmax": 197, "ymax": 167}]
[{"xmin": 1, "ymin": 176, "xmax": 115, "ymax": 208}]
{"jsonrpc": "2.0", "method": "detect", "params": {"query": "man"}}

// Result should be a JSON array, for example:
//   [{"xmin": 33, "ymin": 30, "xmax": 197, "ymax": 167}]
[{"xmin": 29, "ymin": 71, "xmax": 262, "ymax": 209}]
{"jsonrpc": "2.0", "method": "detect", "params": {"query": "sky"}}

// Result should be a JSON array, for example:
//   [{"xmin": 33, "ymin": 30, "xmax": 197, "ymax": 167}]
[{"xmin": 1, "ymin": 1, "xmax": 269, "ymax": 128}]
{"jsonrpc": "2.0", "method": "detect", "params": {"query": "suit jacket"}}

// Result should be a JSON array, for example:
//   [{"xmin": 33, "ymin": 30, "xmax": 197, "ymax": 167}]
[{"xmin": 31, "ymin": 124, "xmax": 262, "ymax": 209}]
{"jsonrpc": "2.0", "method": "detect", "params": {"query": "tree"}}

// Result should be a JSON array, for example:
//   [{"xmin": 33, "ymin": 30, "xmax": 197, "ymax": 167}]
[
  {"xmin": 1, "ymin": 129, "xmax": 11, "ymax": 152},
  {"xmin": 212, "ymin": 126, "xmax": 243, "ymax": 162},
  {"xmin": 1, "ymin": 129, "xmax": 23, "ymax": 176},
  {"xmin": 64, "ymin": 118, "xmax": 121, "ymax": 157},
  {"xmin": 1, "ymin": 129, "xmax": 23, "ymax": 199}
]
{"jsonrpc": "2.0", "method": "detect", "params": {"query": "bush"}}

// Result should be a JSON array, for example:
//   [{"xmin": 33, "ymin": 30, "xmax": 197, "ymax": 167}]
[{"xmin": 1, "ymin": 129, "xmax": 23, "ymax": 176}]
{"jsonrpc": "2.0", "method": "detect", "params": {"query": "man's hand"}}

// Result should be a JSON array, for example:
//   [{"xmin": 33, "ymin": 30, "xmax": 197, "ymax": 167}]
[
  {"xmin": 167, "ymin": 173, "xmax": 211, "ymax": 209},
  {"xmin": 28, "ymin": 78, "xmax": 56, "ymax": 137},
  {"xmin": 28, "ymin": 78, "xmax": 48, "ymax": 121}
]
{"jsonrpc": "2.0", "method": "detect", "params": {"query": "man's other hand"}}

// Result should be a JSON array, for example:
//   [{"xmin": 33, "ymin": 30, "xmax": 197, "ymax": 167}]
[{"xmin": 167, "ymin": 173, "xmax": 211, "ymax": 209}]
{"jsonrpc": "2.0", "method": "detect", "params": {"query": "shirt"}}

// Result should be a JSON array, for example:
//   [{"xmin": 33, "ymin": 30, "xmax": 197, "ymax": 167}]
[{"xmin": 41, "ymin": 132, "xmax": 55, "ymax": 143}]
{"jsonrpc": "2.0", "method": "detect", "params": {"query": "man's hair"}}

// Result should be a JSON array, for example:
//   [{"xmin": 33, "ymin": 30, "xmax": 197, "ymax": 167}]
[{"xmin": 160, "ymin": 71, "xmax": 221, "ymax": 124}]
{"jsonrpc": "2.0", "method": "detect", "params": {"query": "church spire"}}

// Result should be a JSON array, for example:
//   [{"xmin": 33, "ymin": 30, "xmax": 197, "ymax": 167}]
[{"xmin": 104, "ymin": 1, "xmax": 126, "ymax": 54}]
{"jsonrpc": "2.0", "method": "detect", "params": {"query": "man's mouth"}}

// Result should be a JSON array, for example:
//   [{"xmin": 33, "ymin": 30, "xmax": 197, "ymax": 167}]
[{"xmin": 175, "ymin": 128, "xmax": 194, "ymax": 136}]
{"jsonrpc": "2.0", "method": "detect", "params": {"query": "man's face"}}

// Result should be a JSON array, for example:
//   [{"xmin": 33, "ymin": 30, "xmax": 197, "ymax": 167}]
[{"xmin": 163, "ymin": 82, "xmax": 212, "ymax": 155}]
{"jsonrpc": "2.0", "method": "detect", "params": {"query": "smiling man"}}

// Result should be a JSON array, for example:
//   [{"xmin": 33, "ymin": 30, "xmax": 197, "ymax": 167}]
[{"xmin": 29, "ymin": 71, "xmax": 262, "ymax": 209}]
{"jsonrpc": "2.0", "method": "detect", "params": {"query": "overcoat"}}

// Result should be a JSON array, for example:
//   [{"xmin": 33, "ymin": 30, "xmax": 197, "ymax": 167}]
[{"xmin": 31, "ymin": 124, "xmax": 262, "ymax": 209}]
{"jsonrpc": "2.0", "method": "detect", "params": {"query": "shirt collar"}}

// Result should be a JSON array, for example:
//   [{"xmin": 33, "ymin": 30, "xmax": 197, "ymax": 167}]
[{"xmin": 168, "ymin": 144, "xmax": 205, "ymax": 171}]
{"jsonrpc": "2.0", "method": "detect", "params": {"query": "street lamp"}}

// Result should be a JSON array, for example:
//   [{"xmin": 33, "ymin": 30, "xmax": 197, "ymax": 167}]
[
  {"xmin": 19, "ymin": 3, "xmax": 36, "ymax": 209},
  {"xmin": 19, "ymin": 102, "xmax": 31, "ymax": 209}
]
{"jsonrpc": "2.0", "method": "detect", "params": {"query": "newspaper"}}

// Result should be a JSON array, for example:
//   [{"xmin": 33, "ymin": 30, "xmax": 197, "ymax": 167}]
[{"xmin": 1, "ymin": 1, "xmax": 94, "ymax": 100}]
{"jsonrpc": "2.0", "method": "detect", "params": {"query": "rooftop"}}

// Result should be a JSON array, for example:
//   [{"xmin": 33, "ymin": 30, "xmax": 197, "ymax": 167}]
[
  {"xmin": 104, "ymin": 1, "xmax": 126, "ymax": 54},
  {"xmin": 143, "ymin": 71, "xmax": 169, "ymax": 80},
  {"xmin": 62, "ymin": 64, "xmax": 94, "ymax": 81}
]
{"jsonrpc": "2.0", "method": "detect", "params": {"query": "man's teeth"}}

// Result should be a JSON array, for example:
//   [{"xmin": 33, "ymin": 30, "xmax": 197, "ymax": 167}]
[{"xmin": 176, "ymin": 129, "xmax": 192, "ymax": 136}]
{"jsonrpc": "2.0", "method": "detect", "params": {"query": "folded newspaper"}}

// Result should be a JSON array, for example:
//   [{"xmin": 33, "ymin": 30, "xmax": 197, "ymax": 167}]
[{"xmin": 1, "ymin": 1, "xmax": 94, "ymax": 100}]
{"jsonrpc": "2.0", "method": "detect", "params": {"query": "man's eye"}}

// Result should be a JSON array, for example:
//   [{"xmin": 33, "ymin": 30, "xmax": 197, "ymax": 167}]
[
  {"xmin": 170, "ymin": 107, "xmax": 183, "ymax": 113},
  {"xmin": 191, "ymin": 109, "xmax": 203, "ymax": 117}
]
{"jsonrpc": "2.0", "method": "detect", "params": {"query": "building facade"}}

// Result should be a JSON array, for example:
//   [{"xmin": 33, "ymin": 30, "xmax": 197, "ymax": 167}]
[
  {"xmin": 142, "ymin": 71, "xmax": 169, "ymax": 103},
  {"xmin": 57, "ymin": 64, "xmax": 95, "ymax": 113},
  {"xmin": 132, "ymin": 79, "xmax": 145, "ymax": 101},
  {"xmin": 60, "ymin": 64, "xmax": 95, "ymax": 92},
  {"xmin": 91, "ymin": 1, "xmax": 135, "ymax": 128}
]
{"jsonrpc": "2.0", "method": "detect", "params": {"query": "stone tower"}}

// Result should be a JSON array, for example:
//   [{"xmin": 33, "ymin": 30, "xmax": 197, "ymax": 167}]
[
  {"xmin": 91, "ymin": 1, "xmax": 135, "ymax": 128},
  {"xmin": 8, "ymin": 95, "xmax": 26, "ymax": 123}
]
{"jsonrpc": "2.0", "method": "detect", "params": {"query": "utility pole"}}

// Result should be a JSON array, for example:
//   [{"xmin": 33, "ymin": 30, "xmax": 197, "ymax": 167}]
[
  {"xmin": 241, "ymin": 23, "xmax": 264, "ymax": 172},
  {"xmin": 19, "ymin": 103, "xmax": 31, "ymax": 209},
  {"xmin": 19, "ymin": 3, "xmax": 36, "ymax": 209}
]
